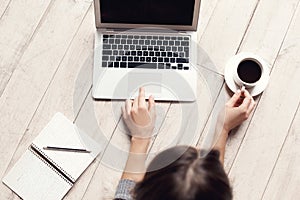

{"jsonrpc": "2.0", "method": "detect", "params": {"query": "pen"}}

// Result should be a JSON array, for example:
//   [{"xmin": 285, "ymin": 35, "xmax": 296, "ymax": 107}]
[{"xmin": 43, "ymin": 146, "xmax": 91, "ymax": 153}]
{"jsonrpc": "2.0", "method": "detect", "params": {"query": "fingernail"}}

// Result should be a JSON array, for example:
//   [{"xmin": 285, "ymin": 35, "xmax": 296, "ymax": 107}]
[
  {"xmin": 236, "ymin": 89, "xmax": 241, "ymax": 93},
  {"xmin": 241, "ymin": 86, "xmax": 245, "ymax": 91}
]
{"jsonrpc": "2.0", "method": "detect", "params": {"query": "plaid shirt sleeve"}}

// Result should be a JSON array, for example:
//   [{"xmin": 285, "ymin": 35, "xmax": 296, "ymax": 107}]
[{"xmin": 114, "ymin": 179, "xmax": 136, "ymax": 200}]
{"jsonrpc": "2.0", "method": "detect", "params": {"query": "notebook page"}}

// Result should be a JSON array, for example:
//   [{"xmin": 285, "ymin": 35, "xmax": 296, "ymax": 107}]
[
  {"xmin": 32, "ymin": 113, "xmax": 102, "ymax": 180},
  {"xmin": 2, "ymin": 150, "xmax": 71, "ymax": 200}
]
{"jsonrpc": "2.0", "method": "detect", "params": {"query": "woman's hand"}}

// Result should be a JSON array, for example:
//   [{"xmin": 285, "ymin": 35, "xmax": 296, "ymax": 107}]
[
  {"xmin": 122, "ymin": 87, "xmax": 156, "ymax": 139},
  {"xmin": 214, "ymin": 87, "xmax": 256, "ymax": 164},
  {"xmin": 222, "ymin": 87, "xmax": 256, "ymax": 132}
]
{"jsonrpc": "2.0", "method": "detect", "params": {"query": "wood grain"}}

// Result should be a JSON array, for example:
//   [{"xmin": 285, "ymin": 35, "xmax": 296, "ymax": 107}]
[
  {"xmin": 0, "ymin": 1, "xmax": 93, "ymax": 199},
  {"xmin": 0, "ymin": 0, "xmax": 52, "ymax": 96},
  {"xmin": 228, "ymin": 4, "xmax": 300, "ymax": 199},
  {"xmin": 262, "ymin": 104, "xmax": 300, "ymax": 199}
]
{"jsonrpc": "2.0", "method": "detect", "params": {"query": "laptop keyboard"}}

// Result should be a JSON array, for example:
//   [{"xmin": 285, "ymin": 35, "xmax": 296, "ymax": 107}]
[{"xmin": 101, "ymin": 34, "xmax": 190, "ymax": 70}]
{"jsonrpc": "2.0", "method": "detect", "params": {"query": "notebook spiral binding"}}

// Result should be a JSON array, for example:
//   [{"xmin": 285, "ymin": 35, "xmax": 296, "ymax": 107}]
[{"xmin": 29, "ymin": 144, "xmax": 75, "ymax": 186}]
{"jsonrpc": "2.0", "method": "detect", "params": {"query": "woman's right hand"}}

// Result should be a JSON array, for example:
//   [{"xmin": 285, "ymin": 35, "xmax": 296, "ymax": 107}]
[{"xmin": 221, "ymin": 88, "xmax": 256, "ymax": 132}]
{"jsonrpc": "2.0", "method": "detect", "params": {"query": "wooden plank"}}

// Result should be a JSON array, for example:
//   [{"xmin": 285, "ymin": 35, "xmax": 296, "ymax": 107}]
[
  {"xmin": 196, "ymin": 0, "xmax": 218, "ymax": 40},
  {"xmin": 0, "ymin": 0, "xmax": 11, "ymax": 19},
  {"xmin": 0, "ymin": 0, "xmax": 52, "ymax": 96},
  {"xmin": 262, "ymin": 103, "xmax": 300, "ymax": 200},
  {"xmin": 198, "ymin": 0, "xmax": 300, "ymax": 173},
  {"xmin": 228, "ymin": 4, "xmax": 300, "ymax": 199},
  {"xmin": 65, "ymin": 97, "xmax": 121, "ymax": 200},
  {"xmin": 0, "ymin": 5, "xmax": 95, "ymax": 199},
  {"xmin": 0, "ymin": 0, "xmax": 92, "ymax": 197},
  {"xmin": 199, "ymin": 0, "xmax": 259, "ymax": 74}
]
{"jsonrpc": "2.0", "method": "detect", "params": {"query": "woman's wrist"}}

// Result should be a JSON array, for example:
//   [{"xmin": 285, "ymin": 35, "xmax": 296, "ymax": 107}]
[{"xmin": 130, "ymin": 137, "xmax": 151, "ymax": 153}]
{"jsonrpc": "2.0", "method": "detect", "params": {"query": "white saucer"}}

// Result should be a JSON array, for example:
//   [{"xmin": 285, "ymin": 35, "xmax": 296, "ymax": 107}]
[{"xmin": 224, "ymin": 52, "xmax": 270, "ymax": 96}]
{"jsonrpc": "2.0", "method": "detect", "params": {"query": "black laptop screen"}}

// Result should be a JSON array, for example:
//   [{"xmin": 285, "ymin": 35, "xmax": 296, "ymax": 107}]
[{"xmin": 100, "ymin": 0, "xmax": 196, "ymax": 26}]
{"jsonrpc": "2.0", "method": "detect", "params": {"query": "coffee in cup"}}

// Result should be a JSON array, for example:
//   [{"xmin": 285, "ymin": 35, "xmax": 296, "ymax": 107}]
[{"xmin": 234, "ymin": 58, "xmax": 263, "ymax": 88}]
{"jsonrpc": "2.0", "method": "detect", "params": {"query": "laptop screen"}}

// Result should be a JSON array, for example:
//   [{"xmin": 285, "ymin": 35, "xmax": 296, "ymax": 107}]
[{"xmin": 98, "ymin": 0, "xmax": 196, "ymax": 26}]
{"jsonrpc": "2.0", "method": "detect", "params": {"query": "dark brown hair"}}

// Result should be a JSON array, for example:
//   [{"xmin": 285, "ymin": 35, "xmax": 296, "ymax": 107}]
[{"xmin": 134, "ymin": 146, "xmax": 232, "ymax": 200}]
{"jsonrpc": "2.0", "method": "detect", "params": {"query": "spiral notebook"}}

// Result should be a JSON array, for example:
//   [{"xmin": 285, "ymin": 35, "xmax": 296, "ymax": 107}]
[{"xmin": 2, "ymin": 113, "xmax": 102, "ymax": 200}]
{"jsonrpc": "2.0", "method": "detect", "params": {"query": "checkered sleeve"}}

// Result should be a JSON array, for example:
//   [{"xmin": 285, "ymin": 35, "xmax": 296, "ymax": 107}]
[{"xmin": 114, "ymin": 179, "xmax": 136, "ymax": 200}]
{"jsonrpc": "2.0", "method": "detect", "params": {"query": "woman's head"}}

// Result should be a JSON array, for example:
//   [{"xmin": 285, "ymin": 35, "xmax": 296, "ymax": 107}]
[{"xmin": 134, "ymin": 146, "xmax": 232, "ymax": 200}]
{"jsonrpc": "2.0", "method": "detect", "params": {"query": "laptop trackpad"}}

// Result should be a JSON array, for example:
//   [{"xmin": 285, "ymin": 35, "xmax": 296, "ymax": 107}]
[{"xmin": 128, "ymin": 72, "xmax": 162, "ymax": 98}]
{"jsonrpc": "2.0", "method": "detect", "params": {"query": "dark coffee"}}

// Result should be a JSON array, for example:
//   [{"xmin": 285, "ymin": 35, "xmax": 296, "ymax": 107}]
[{"xmin": 237, "ymin": 59, "xmax": 262, "ymax": 83}]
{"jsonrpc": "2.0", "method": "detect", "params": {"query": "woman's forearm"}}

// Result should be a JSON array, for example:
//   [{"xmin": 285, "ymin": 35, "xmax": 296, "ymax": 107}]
[
  {"xmin": 213, "ymin": 128, "xmax": 229, "ymax": 165},
  {"xmin": 121, "ymin": 138, "xmax": 150, "ymax": 182}
]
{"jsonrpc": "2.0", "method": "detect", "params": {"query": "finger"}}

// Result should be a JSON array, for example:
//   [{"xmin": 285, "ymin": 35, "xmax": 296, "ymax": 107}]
[
  {"xmin": 148, "ymin": 95, "xmax": 155, "ymax": 111},
  {"xmin": 227, "ymin": 89, "xmax": 242, "ymax": 107},
  {"xmin": 138, "ymin": 87, "xmax": 146, "ymax": 108},
  {"xmin": 125, "ymin": 99, "xmax": 133, "ymax": 115},
  {"xmin": 121, "ymin": 106, "xmax": 127, "ymax": 119},
  {"xmin": 247, "ymin": 99, "xmax": 256, "ymax": 115},
  {"xmin": 240, "ymin": 94, "xmax": 252, "ymax": 110},
  {"xmin": 243, "ymin": 88, "xmax": 253, "ymax": 100},
  {"xmin": 133, "ymin": 97, "xmax": 139, "ymax": 113}
]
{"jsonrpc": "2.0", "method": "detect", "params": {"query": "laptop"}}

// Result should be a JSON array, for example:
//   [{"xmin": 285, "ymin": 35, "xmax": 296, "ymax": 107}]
[{"xmin": 93, "ymin": 0, "xmax": 201, "ymax": 101}]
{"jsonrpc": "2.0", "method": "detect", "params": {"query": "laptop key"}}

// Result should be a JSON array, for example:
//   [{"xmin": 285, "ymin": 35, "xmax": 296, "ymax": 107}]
[
  {"xmin": 158, "ymin": 63, "xmax": 164, "ymax": 69},
  {"xmin": 128, "ymin": 57, "xmax": 133, "ymax": 61},
  {"xmin": 122, "ymin": 56, "xmax": 127, "ymax": 61},
  {"xmin": 146, "ymin": 57, "xmax": 151, "ymax": 62},
  {"xmin": 176, "ymin": 58, "xmax": 188, "ymax": 63},
  {"xmin": 120, "ymin": 62, "xmax": 127, "ymax": 68},
  {"xmin": 109, "ymin": 39, "xmax": 114, "ymax": 44},
  {"xmin": 149, "ymin": 51, "xmax": 154, "ymax": 56},
  {"xmin": 166, "ymin": 63, "xmax": 171, "ymax": 69},
  {"xmin": 114, "ymin": 62, "xmax": 119, "ymax": 67},
  {"xmin": 170, "ymin": 58, "xmax": 175, "ymax": 63},
  {"xmin": 178, "ymin": 64, "xmax": 183, "ymax": 70},
  {"xmin": 102, "ymin": 62, "xmax": 107, "ymax": 67},
  {"xmin": 102, "ymin": 56, "xmax": 109, "ymax": 61},
  {"xmin": 128, "ymin": 62, "xmax": 157, "ymax": 69},
  {"xmin": 137, "ymin": 51, "xmax": 142, "ymax": 56},
  {"xmin": 152, "ymin": 57, "xmax": 157, "ymax": 62},
  {"xmin": 131, "ymin": 51, "xmax": 136, "ymax": 56},
  {"xmin": 103, "ymin": 50, "xmax": 112, "ymax": 55},
  {"xmin": 108, "ymin": 62, "xmax": 113, "ymax": 67},
  {"xmin": 140, "ymin": 57, "xmax": 145, "ymax": 61},
  {"xmin": 181, "ymin": 41, "xmax": 189, "ymax": 46},
  {"xmin": 134, "ymin": 57, "xmax": 139, "ymax": 61},
  {"xmin": 158, "ymin": 57, "xmax": 163, "ymax": 62},
  {"xmin": 143, "ymin": 51, "xmax": 148, "ymax": 56},
  {"xmin": 184, "ymin": 66, "xmax": 189, "ymax": 70},
  {"xmin": 130, "ymin": 45, "xmax": 135, "ymax": 50}
]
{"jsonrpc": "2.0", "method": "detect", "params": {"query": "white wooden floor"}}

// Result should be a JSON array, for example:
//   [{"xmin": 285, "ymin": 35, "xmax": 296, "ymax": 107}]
[{"xmin": 1, "ymin": 0, "xmax": 300, "ymax": 199}]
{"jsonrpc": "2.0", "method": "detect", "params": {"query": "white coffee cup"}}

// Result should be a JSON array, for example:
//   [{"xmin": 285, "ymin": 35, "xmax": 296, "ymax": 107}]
[{"xmin": 233, "ymin": 56, "xmax": 264, "ymax": 88}]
